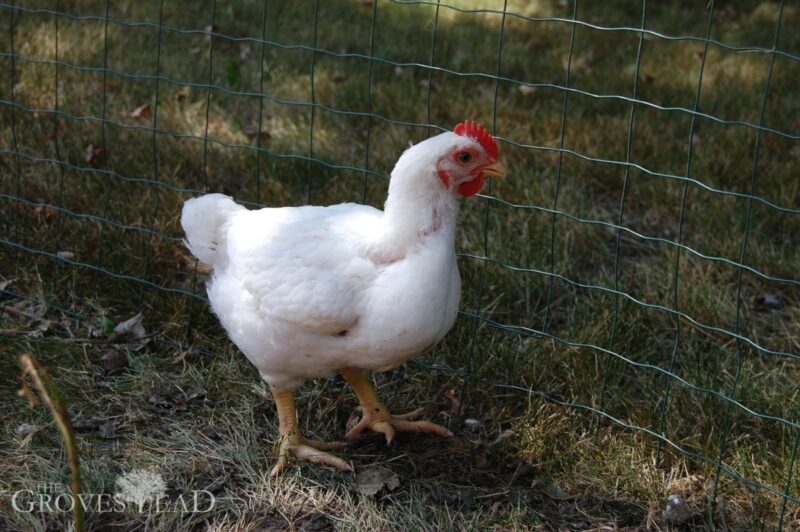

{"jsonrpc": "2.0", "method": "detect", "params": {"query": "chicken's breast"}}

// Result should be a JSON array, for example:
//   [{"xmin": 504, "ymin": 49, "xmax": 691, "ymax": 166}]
[{"xmin": 205, "ymin": 202, "xmax": 459, "ymax": 390}]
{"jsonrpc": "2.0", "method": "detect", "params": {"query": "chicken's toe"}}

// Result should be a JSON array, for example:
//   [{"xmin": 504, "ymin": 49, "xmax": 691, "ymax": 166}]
[
  {"xmin": 346, "ymin": 408, "xmax": 453, "ymax": 444},
  {"xmin": 271, "ymin": 436, "xmax": 352, "ymax": 477},
  {"xmin": 303, "ymin": 438, "xmax": 348, "ymax": 451},
  {"xmin": 347, "ymin": 417, "xmax": 396, "ymax": 444},
  {"xmin": 392, "ymin": 419, "xmax": 454, "ymax": 438}
]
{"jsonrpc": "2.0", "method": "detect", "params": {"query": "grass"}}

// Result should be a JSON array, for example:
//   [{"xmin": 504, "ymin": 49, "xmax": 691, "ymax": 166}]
[{"xmin": 1, "ymin": 0, "xmax": 799, "ymax": 529}]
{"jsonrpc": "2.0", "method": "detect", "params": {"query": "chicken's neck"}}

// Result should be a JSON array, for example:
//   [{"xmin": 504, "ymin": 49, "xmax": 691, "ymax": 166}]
[{"xmin": 373, "ymin": 170, "xmax": 458, "ymax": 263}]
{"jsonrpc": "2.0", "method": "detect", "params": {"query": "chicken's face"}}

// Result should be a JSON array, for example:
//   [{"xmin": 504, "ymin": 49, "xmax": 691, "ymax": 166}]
[{"xmin": 435, "ymin": 121, "xmax": 506, "ymax": 197}]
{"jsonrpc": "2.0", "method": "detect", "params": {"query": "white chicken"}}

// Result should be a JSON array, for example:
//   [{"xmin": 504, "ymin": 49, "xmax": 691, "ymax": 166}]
[{"xmin": 181, "ymin": 121, "xmax": 506, "ymax": 475}]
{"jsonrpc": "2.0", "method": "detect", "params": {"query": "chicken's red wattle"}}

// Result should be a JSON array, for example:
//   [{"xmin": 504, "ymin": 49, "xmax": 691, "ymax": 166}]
[{"xmin": 457, "ymin": 175, "xmax": 485, "ymax": 196}]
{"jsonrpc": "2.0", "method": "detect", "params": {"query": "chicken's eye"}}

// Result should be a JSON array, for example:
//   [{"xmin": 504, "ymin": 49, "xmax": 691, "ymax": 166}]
[{"xmin": 458, "ymin": 151, "xmax": 472, "ymax": 163}]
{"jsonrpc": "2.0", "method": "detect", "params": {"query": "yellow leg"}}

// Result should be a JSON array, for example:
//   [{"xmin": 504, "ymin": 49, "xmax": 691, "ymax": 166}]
[
  {"xmin": 270, "ymin": 386, "xmax": 351, "ymax": 476},
  {"xmin": 340, "ymin": 368, "xmax": 453, "ymax": 444}
]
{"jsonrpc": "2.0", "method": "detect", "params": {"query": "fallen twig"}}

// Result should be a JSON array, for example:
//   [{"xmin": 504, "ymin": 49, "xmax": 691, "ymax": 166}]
[
  {"xmin": 18, "ymin": 353, "xmax": 85, "ymax": 532},
  {"xmin": 2, "ymin": 304, "xmax": 48, "ymax": 323}
]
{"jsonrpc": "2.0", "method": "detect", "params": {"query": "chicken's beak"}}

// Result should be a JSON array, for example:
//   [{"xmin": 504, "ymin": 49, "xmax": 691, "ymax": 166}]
[{"xmin": 480, "ymin": 160, "xmax": 506, "ymax": 179}]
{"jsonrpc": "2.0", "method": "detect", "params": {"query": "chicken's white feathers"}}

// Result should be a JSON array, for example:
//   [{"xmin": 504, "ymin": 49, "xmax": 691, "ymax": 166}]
[
  {"xmin": 181, "ymin": 194, "xmax": 244, "ymax": 268},
  {"xmin": 229, "ymin": 203, "xmax": 381, "ymax": 335},
  {"xmin": 180, "ymin": 129, "xmax": 499, "ymax": 390}
]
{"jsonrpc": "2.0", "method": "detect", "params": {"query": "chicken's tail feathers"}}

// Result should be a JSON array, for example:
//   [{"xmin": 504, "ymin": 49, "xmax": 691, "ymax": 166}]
[{"xmin": 181, "ymin": 193, "xmax": 243, "ymax": 269}]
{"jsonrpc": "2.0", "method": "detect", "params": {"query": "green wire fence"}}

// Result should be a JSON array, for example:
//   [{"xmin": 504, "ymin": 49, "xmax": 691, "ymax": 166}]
[{"xmin": 1, "ymin": 0, "xmax": 798, "ymax": 526}]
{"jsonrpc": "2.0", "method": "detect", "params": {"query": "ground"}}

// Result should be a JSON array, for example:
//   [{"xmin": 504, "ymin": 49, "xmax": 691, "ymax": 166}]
[{"xmin": 1, "ymin": 0, "xmax": 799, "ymax": 529}]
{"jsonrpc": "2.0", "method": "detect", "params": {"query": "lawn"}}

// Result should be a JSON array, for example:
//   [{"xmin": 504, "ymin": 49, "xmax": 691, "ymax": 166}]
[{"xmin": 1, "ymin": 0, "xmax": 799, "ymax": 529}]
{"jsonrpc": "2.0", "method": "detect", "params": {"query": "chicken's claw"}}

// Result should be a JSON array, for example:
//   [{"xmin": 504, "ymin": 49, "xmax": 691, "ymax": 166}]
[
  {"xmin": 270, "ymin": 435, "xmax": 352, "ymax": 477},
  {"xmin": 346, "ymin": 405, "xmax": 453, "ymax": 444}
]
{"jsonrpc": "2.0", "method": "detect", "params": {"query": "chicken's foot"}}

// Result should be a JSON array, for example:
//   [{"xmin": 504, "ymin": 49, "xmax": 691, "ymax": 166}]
[
  {"xmin": 270, "ymin": 387, "xmax": 352, "ymax": 476},
  {"xmin": 340, "ymin": 368, "xmax": 453, "ymax": 444}
]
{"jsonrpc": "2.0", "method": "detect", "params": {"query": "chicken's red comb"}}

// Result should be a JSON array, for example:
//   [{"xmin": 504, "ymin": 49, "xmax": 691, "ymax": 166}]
[{"xmin": 454, "ymin": 120, "xmax": 498, "ymax": 160}]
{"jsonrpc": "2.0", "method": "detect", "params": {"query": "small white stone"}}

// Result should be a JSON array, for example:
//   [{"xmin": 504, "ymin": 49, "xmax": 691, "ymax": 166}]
[
  {"xmin": 464, "ymin": 418, "xmax": 481, "ymax": 432},
  {"xmin": 16, "ymin": 423, "xmax": 39, "ymax": 437},
  {"xmin": 663, "ymin": 494, "xmax": 691, "ymax": 524}
]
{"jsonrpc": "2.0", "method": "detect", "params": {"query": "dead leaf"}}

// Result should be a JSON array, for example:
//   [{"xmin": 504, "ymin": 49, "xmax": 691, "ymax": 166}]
[
  {"xmin": 2, "ymin": 302, "xmax": 44, "ymax": 325},
  {"xmin": 186, "ymin": 385, "xmax": 207, "ymax": 405},
  {"xmin": 113, "ymin": 313, "xmax": 144, "ymax": 337},
  {"xmin": 172, "ymin": 346, "xmax": 197, "ymax": 364},
  {"xmin": 148, "ymin": 394, "xmax": 173, "ymax": 410},
  {"xmin": 72, "ymin": 417, "xmax": 118, "ymax": 439},
  {"xmin": 491, "ymin": 429, "xmax": 514, "ymax": 446},
  {"xmin": 84, "ymin": 144, "xmax": 103, "ymax": 166},
  {"xmin": 73, "ymin": 417, "xmax": 104, "ymax": 432},
  {"xmin": 442, "ymin": 387, "xmax": 460, "ymax": 416},
  {"xmin": 296, "ymin": 513, "xmax": 331, "ymax": 531},
  {"xmin": 351, "ymin": 466, "xmax": 400, "ymax": 496},
  {"xmin": 108, "ymin": 312, "xmax": 147, "ymax": 344},
  {"xmin": 541, "ymin": 480, "xmax": 575, "ymax": 501},
  {"xmin": 102, "ymin": 348, "xmax": 128, "ymax": 376},
  {"xmin": 15, "ymin": 302, "xmax": 52, "ymax": 336},
  {"xmin": 130, "ymin": 103, "xmax": 151, "ymax": 119},
  {"xmin": 175, "ymin": 86, "xmax": 191, "ymax": 102},
  {"xmin": 331, "ymin": 73, "xmax": 346, "ymax": 83}
]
